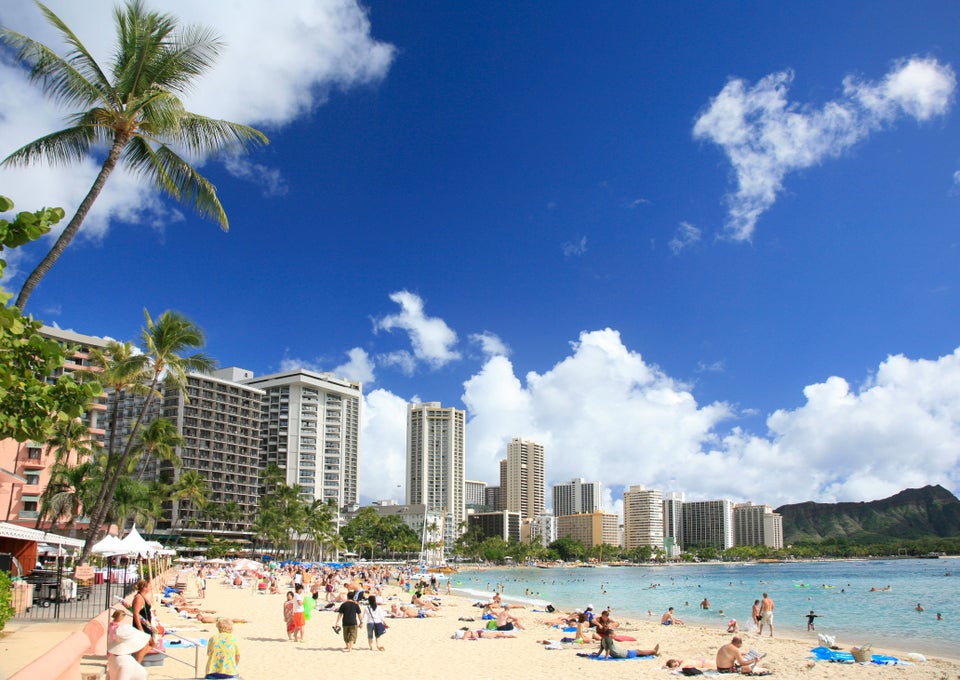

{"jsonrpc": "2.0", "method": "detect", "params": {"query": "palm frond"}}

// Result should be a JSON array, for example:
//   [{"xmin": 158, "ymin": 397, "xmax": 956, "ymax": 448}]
[
  {"xmin": 2, "ymin": 125, "xmax": 98, "ymax": 167},
  {"xmin": 123, "ymin": 138, "xmax": 229, "ymax": 228}
]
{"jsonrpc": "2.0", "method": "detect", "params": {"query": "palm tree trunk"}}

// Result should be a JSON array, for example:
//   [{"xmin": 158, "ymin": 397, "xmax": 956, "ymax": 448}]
[
  {"xmin": 15, "ymin": 133, "xmax": 128, "ymax": 311},
  {"xmin": 80, "ymin": 374, "xmax": 158, "ymax": 563},
  {"xmin": 4, "ymin": 444, "xmax": 23, "ymax": 522}
]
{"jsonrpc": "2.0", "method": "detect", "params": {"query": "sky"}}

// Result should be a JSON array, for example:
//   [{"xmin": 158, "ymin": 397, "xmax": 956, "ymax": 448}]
[{"xmin": 1, "ymin": 1, "xmax": 959, "ymax": 516}]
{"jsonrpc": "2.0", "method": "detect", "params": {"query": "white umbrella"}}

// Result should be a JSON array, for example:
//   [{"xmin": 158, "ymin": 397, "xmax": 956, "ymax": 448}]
[{"xmin": 175, "ymin": 556, "xmax": 194, "ymax": 563}]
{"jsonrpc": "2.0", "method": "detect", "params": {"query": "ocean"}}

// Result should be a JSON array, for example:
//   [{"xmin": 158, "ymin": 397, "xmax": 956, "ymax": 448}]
[{"xmin": 448, "ymin": 558, "xmax": 959, "ymax": 657}]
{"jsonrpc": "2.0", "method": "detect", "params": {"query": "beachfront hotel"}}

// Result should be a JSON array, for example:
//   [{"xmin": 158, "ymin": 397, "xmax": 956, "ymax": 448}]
[
  {"xmin": 682, "ymin": 499, "xmax": 736, "ymax": 549},
  {"xmin": 733, "ymin": 502, "xmax": 784, "ymax": 549},
  {"xmin": 556, "ymin": 510, "xmax": 620, "ymax": 547},
  {"xmin": 622, "ymin": 484, "xmax": 665, "ymax": 549},
  {"xmin": 552, "ymin": 477, "xmax": 602, "ymax": 517},
  {"xmin": 155, "ymin": 368, "xmax": 264, "ymax": 541},
  {"xmin": 505, "ymin": 437, "xmax": 545, "ymax": 520},
  {"xmin": 0, "ymin": 326, "xmax": 109, "ymax": 530},
  {"xmin": 406, "ymin": 402, "xmax": 466, "ymax": 552},
  {"xmin": 242, "ymin": 369, "xmax": 362, "ymax": 511}
]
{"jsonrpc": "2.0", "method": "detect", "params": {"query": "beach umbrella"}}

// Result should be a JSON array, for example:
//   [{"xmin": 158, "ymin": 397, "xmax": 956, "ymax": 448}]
[
  {"xmin": 119, "ymin": 526, "xmax": 154, "ymax": 558},
  {"xmin": 175, "ymin": 556, "xmax": 194, "ymax": 563}
]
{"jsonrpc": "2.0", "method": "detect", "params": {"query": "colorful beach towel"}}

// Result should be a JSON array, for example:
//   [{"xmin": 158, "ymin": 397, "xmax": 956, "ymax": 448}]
[{"xmin": 576, "ymin": 652, "xmax": 656, "ymax": 661}]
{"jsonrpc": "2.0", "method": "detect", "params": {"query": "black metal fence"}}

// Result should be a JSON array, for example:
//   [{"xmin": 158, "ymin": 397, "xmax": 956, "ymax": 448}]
[{"xmin": 13, "ymin": 557, "xmax": 137, "ymax": 621}]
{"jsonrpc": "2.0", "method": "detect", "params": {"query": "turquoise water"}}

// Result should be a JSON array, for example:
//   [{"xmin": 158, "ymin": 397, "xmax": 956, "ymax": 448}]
[{"xmin": 450, "ymin": 558, "xmax": 960, "ymax": 657}]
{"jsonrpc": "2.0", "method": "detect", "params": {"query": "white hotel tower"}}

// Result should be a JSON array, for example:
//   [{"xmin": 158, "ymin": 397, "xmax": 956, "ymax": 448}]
[{"xmin": 244, "ymin": 369, "xmax": 361, "ymax": 511}]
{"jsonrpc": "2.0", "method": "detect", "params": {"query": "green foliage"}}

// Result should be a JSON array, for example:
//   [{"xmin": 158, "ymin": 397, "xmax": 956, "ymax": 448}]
[
  {"xmin": 0, "ymin": 195, "xmax": 101, "ymax": 443},
  {"xmin": 0, "ymin": 569, "xmax": 14, "ymax": 632},
  {"xmin": 341, "ymin": 507, "xmax": 419, "ymax": 559}
]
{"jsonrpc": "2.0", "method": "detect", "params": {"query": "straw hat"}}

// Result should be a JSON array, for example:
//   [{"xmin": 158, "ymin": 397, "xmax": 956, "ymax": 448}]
[{"xmin": 109, "ymin": 624, "xmax": 150, "ymax": 656}]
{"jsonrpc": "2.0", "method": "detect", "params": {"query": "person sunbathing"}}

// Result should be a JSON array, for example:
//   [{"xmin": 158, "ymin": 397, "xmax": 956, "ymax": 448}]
[
  {"xmin": 411, "ymin": 592, "xmax": 441, "ymax": 610},
  {"xmin": 452, "ymin": 628, "xmax": 515, "ymax": 639},
  {"xmin": 390, "ymin": 603, "xmax": 435, "ymax": 618},
  {"xmin": 663, "ymin": 658, "xmax": 716, "ymax": 670}
]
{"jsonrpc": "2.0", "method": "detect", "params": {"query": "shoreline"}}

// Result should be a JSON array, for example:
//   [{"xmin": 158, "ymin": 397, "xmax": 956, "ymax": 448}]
[{"xmin": 2, "ymin": 566, "xmax": 958, "ymax": 680}]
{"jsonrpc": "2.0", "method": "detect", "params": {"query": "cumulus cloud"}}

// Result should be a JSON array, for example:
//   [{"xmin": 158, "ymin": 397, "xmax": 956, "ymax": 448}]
[
  {"xmin": 351, "ymin": 320, "xmax": 960, "ymax": 508},
  {"xmin": 470, "ymin": 332, "xmax": 510, "ymax": 359},
  {"xmin": 359, "ymin": 388, "xmax": 410, "ymax": 502},
  {"xmin": 0, "ymin": 0, "xmax": 394, "ymax": 258},
  {"xmin": 694, "ymin": 57, "xmax": 956, "ymax": 240},
  {"xmin": 374, "ymin": 290, "xmax": 460, "ymax": 369},
  {"xmin": 953, "ymin": 170, "xmax": 960, "ymax": 185},
  {"xmin": 669, "ymin": 221, "xmax": 702, "ymax": 254}
]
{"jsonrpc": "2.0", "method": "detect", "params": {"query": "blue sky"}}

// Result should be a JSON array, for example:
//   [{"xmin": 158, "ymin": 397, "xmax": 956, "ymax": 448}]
[{"xmin": 2, "ymin": 1, "xmax": 959, "ymax": 512}]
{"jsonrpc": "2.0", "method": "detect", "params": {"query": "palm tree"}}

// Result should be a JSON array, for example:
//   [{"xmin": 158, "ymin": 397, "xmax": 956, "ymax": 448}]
[
  {"xmin": 79, "ymin": 309, "xmax": 214, "ymax": 563},
  {"xmin": 1, "ymin": 0, "xmax": 268, "ymax": 310},
  {"xmin": 110, "ymin": 476, "xmax": 163, "ymax": 534},
  {"xmin": 171, "ymin": 469, "xmax": 209, "ymax": 534},
  {"xmin": 131, "ymin": 417, "xmax": 183, "ymax": 481},
  {"xmin": 36, "ymin": 460, "xmax": 100, "ymax": 532}
]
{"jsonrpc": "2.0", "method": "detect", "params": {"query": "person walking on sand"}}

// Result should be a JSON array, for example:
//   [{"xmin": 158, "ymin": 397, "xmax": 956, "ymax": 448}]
[
  {"xmin": 758, "ymin": 592, "xmax": 774, "ymax": 637},
  {"xmin": 363, "ymin": 594, "xmax": 387, "ymax": 651},
  {"xmin": 336, "ymin": 596, "xmax": 363, "ymax": 651}
]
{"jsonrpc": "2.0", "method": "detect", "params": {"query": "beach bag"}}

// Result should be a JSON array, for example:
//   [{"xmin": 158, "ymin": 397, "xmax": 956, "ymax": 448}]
[
  {"xmin": 486, "ymin": 619, "xmax": 498, "ymax": 630},
  {"xmin": 374, "ymin": 622, "xmax": 387, "ymax": 637}
]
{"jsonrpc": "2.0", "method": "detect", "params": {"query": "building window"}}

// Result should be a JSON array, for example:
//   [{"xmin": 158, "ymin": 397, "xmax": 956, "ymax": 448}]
[{"xmin": 27, "ymin": 447, "xmax": 42, "ymax": 460}]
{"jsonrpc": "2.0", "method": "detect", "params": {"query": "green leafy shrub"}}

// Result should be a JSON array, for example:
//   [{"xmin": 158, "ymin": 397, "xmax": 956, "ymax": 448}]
[{"xmin": 0, "ymin": 569, "xmax": 15, "ymax": 632}]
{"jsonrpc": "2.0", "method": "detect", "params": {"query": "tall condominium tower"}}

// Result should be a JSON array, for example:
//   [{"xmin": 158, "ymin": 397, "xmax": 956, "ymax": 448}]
[
  {"xmin": 243, "ymin": 369, "xmax": 362, "ymax": 510},
  {"xmin": 662, "ymin": 491, "xmax": 685, "ymax": 554},
  {"xmin": 498, "ymin": 459, "xmax": 508, "ymax": 511},
  {"xmin": 505, "ymin": 438, "xmax": 545, "ymax": 520},
  {"xmin": 623, "ymin": 485, "xmax": 664, "ymax": 549},
  {"xmin": 406, "ymin": 402, "xmax": 465, "ymax": 551},
  {"xmin": 734, "ymin": 502, "xmax": 784, "ymax": 549},
  {"xmin": 682, "ymin": 499, "xmax": 735, "ymax": 550},
  {"xmin": 464, "ymin": 479, "xmax": 487, "ymax": 508},
  {"xmin": 552, "ymin": 477, "xmax": 601, "ymax": 517}
]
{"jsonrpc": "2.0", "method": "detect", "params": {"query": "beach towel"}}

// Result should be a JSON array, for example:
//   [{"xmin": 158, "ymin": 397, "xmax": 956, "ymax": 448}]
[
  {"xmin": 612, "ymin": 634, "xmax": 636, "ymax": 642},
  {"xmin": 576, "ymin": 652, "xmax": 656, "ymax": 661}
]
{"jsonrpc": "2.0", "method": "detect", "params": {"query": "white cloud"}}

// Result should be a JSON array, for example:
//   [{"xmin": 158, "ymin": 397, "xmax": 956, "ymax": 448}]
[
  {"xmin": 374, "ymin": 290, "xmax": 460, "ymax": 369},
  {"xmin": 470, "ymin": 331, "xmax": 510, "ymax": 359},
  {"xmin": 277, "ymin": 347, "xmax": 374, "ymax": 385},
  {"xmin": 353, "ymin": 324, "xmax": 960, "ymax": 509},
  {"xmin": 562, "ymin": 236, "xmax": 588, "ymax": 257},
  {"xmin": 222, "ymin": 157, "xmax": 289, "ymax": 198},
  {"xmin": 953, "ymin": 170, "xmax": 960, "ymax": 185},
  {"xmin": 694, "ymin": 57, "xmax": 956, "ymax": 240},
  {"xmin": 0, "ymin": 0, "xmax": 394, "ymax": 265},
  {"xmin": 359, "ymin": 388, "xmax": 410, "ymax": 502},
  {"xmin": 377, "ymin": 350, "xmax": 417, "ymax": 376},
  {"xmin": 669, "ymin": 221, "xmax": 702, "ymax": 254}
]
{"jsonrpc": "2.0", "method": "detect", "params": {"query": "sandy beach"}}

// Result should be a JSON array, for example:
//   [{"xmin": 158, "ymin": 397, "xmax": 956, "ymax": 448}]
[{"xmin": 3, "ymin": 569, "xmax": 959, "ymax": 680}]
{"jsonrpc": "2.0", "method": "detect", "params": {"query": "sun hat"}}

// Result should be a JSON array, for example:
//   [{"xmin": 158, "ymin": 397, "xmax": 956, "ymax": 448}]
[{"xmin": 109, "ymin": 624, "xmax": 150, "ymax": 655}]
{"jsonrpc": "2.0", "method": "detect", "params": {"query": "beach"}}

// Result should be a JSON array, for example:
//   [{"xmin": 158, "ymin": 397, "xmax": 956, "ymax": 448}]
[{"xmin": 4, "ymin": 568, "xmax": 959, "ymax": 680}]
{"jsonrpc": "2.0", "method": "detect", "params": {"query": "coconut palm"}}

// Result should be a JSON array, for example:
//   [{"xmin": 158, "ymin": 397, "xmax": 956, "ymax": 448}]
[
  {"xmin": 132, "ymin": 417, "xmax": 183, "ymax": 481},
  {"xmin": 171, "ymin": 469, "xmax": 209, "ymax": 533},
  {"xmin": 1, "ymin": 0, "xmax": 268, "ymax": 310},
  {"xmin": 79, "ymin": 309, "xmax": 214, "ymax": 563},
  {"xmin": 36, "ymin": 460, "xmax": 100, "ymax": 532}
]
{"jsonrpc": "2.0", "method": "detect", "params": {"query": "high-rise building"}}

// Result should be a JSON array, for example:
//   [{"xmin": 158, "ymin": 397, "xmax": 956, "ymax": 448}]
[
  {"xmin": 158, "ymin": 369, "xmax": 264, "ymax": 539},
  {"xmin": 498, "ymin": 459, "xmax": 508, "ymax": 511},
  {"xmin": 734, "ymin": 502, "xmax": 784, "ymax": 549},
  {"xmin": 465, "ymin": 479, "xmax": 487, "ymax": 508},
  {"xmin": 682, "ymin": 499, "xmax": 735, "ymax": 550},
  {"xmin": 0, "ymin": 326, "xmax": 108, "ymax": 529},
  {"xmin": 406, "ymin": 402, "xmax": 465, "ymax": 551},
  {"xmin": 623, "ymin": 485, "xmax": 664, "ymax": 550},
  {"xmin": 485, "ymin": 486, "xmax": 501, "ymax": 512},
  {"xmin": 468, "ymin": 510, "xmax": 521, "ymax": 542},
  {"xmin": 527, "ymin": 513, "xmax": 557, "ymax": 548},
  {"xmin": 556, "ymin": 510, "xmax": 620, "ymax": 547},
  {"xmin": 552, "ymin": 478, "xmax": 601, "ymax": 517},
  {"xmin": 243, "ymin": 369, "xmax": 362, "ymax": 510},
  {"xmin": 505, "ymin": 438, "xmax": 545, "ymax": 520},
  {"xmin": 662, "ymin": 491, "xmax": 685, "ymax": 555}
]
